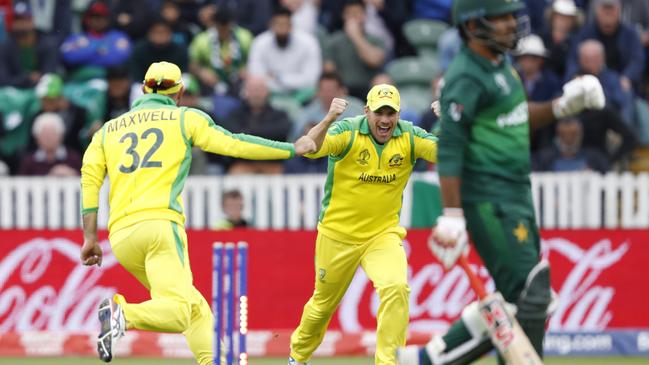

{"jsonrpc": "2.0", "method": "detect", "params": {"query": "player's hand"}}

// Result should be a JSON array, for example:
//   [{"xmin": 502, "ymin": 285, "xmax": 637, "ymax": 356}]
[
  {"xmin": 81, "ymin": 237, "xmax": 103, "ymax": 267},
  {"xmin": 294, "ymin": 135, "xmax": 317, "ymax": 156},
  {"xmin": 428, "ymin": 209, "xmax": 468, "ymax": 269},
  {"xmin": 552, "ymin": 75, "xmax": 605, "ymax": 119},
  {"xmin": 327, "ymin": 98, "xmax": 348, "ymax": 120},
  {"xmin": 431, "ymin": 100, "xmax": 441, "ymax": 118}
]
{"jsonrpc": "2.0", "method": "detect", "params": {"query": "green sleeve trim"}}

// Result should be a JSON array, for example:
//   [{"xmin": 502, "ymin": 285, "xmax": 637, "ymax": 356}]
[
  {"xmin": 170, "ymin": 222, "xmax": 185, "ymax": 267},
  {"xmin": 408, "ymin": 124, "xmax": 416, "ymax": 165},
  {"xmin": 82, "ymin": 207, "xmax": 98, "ymax": 215},
  {"xmin": 318, "ymin": 158, "xmax": 337, "ymax": 222},
  {"xmin": 331, "ymin": 118, "xmax": 357, "ymax": 160},
  {"xmin": 179, "ymin": 107, "xmax": 190, "ymax": 146}
]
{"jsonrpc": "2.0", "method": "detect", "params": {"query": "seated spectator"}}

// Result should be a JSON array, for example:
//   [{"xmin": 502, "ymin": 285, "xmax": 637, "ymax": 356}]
[
  {"xmin": 621, "ymin": 0, "xmax": 649, "ymax": 87},
  {"xmin": 524, "ymin": 0, "xmax": 553, "ymax": 34},
  {"xmin": 220, "ymin": 75, "xmax": 292, "ymax": 175},
  {"xmin": 227, "ymin": 0, "xmax": 274, "ymax": 36},
  {"xmin": 130, "ymin": 17, "xmax": 188, "ymax": 83},
  {"xmin": 542, "ymin": 0, "xmax": 583, "ymax": 79},
  {"xmin": 159, "ymin": 0, "xmax": 197, "ymax": 46},
  {"xmin": 323, "ymin": 0, "xmax": 386, "ymax": 99},
  {"xmin": 189, "ymin": 6, "xmax": 252, "ymax": 96},
  {"xmin": 26, "ymin": 0, "xmax": 72, "ymax": 44},
  {"xmin": 567, "ymin": 0, "xmax": 644, "ymax": 92},
  {"xmin": 533, "ymin": 117, "xmax": 609, "ymax": 173},
  {"xmin": 514, "ymin": 34, "xmax": 562, "ymax": 102},
  {"xmin": 60, "ymin": 1, "xmax": 131, "ymax": 75},
  {"xmin": 213, "ymin": 189, "xmax": 249, "ymax": 229},
  {"xmin": 110, "ymin": 0, "xmax": 152, "ymax": 42},
  {"xmin": 105, "ymin": 66, "xmax": 132, "ymax": 121},
  {"xmin": 247, "ymin": 6, "xmax": 321, "ymax": 101},
  {"xmin": 291, "ymin": 71, "xmax": 364, "ymax": 141},
  {"xmin": 284, "ymin": 122, "xmax": 329, "ymax": 174},
  {"xmin": 0, "ymin": 1, "xmax": 60, "ymax": 87},
  {"xmin": 577, "ymin": 39, "xmax": 634, "ymax": 124},
  {"xmin": 18, "ymin": 113, "xmax": 82, "ymax": 176},
  {"xmin": 281, "ymin": 0, "xmax": 319, "ymax": 36},
  {"xmin": 32, "ymin": 74, "xmax": 94, "ymax": 153},
  {"xmin": 580, "ymin": 107, "xmax": 637, "ymax": 165}
]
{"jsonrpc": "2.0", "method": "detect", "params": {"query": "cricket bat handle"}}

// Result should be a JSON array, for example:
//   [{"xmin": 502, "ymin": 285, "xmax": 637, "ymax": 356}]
[{"xmin": 458, "ymin": 255, "xmax": 487, "ymax": 300}]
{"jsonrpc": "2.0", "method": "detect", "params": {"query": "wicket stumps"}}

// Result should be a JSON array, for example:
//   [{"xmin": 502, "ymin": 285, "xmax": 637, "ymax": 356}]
[{"xmin": 212, "ymin": 241, "xmax": 248, "ymax": 365}]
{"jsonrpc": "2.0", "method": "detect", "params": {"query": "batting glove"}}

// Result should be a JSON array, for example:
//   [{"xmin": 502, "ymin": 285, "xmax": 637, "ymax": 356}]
[
  {"xmin": 428, "ymin": 208, "xmax": 469, "ymax": 269},
  {"xmin": 552, "ymin": 75, "xmax": 606, "ymax": 119}
]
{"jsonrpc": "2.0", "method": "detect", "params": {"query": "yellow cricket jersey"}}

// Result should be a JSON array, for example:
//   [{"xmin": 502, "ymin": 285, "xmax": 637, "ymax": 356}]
[
  {"xmin": 81, "ymin": 94, "xmax": 295, "ymax": 232},
  {"xmin": 305, "ymin": 115, "xmax": 437, "ymax": 243}
]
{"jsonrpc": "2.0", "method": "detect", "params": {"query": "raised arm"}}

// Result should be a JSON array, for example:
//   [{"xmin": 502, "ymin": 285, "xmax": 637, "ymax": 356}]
[{"xmin": 306, "ymin": 98, "xmax": 348, "ymax": 152}]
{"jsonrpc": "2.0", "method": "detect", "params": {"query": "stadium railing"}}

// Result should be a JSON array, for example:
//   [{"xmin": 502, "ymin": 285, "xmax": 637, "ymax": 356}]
[{"xmin": 0, "ymin": 171, "xmax": 647, "ymax": 230}]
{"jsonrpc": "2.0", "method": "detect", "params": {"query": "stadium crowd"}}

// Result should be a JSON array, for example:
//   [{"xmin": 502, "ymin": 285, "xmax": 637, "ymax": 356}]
[{"xmin": 0, "ymin": 0, "xmax": 648, "ymax": 176}]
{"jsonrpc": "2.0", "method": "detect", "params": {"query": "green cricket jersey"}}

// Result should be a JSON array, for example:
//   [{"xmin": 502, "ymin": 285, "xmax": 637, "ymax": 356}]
[{"xmin": 438, "ymin": 45, "xmax": 533, "ymax": 210}]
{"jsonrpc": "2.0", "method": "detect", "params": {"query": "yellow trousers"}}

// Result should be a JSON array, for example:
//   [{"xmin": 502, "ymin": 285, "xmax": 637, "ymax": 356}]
[
  {"xmin": 290, "ymin": 228, "xmax": 410, "ymax": 365},
  {"xmin": 109, "ymin": 220, "xmax": 213, "ymax": 365}
]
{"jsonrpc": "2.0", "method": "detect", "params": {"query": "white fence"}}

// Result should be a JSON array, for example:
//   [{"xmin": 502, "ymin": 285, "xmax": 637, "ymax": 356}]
[{"xmin": 0, "ymin": 172, "xmax": 647, "ymax": 230}]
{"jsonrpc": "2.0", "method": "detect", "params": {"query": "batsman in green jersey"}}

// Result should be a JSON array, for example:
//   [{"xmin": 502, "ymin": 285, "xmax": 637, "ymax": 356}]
[{"xmin": 398, "ymin": 0, "xmax": 605, "ymax": 364}]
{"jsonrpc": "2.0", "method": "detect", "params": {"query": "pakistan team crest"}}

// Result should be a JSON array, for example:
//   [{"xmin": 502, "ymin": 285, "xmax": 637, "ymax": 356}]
[
  {"xmin": 388, "ymin": 153, "xmax": 404, "ymax": 167},
  {"xmin": 357, "ymin": 149, "xmax": 370, "ymax": 165}
]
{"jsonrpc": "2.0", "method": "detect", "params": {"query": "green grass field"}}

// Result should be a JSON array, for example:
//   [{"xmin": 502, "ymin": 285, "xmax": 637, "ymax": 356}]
[{"xmin": 0, "ymin": 357, "xmax": 646, "ymax": 365}]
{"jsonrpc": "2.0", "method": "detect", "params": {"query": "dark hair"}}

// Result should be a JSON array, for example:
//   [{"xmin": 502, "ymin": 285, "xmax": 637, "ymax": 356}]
[
  {"xmin": 344, "ymin": 0, "xmax": 365, "ymax": 9},
  {"xmin": 213, "ymin": 6, "xmax": 233, "ymax": 25},
  {"xmin": 319, "ymin": 71, "xmax": 344, "ymax": 87},
  {"xmin": 149, "ymin": 17, "xmax": 172, "ymax": 30},
  {"xmin": 272, "ymin": 5, "xmax": 292, "ymax": 18},
  {"xmin": 107, "ymin": 65, "xmax": 130, "ymax": 80},
  {"xmin": 222, "ymin": 189, "xmax": 243, "ymax": 202}
]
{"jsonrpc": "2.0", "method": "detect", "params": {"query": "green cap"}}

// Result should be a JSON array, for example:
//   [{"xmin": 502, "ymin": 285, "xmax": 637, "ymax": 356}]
[
  {"xmin": 35, "ymin": 73, "xmax": 64, "ymax": 98},
  {"xmin": 452, "ymin": 0, "xmax": 526, "ymax": 25}
]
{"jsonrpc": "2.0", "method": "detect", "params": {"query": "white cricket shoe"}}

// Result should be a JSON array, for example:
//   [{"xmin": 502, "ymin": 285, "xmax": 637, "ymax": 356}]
[
  {"xmin": 97, "ymin": 297, "xmax": 126, "ymax": 362},
  {"xmin": 397, "ymin": 345, "xmax": 422, "ymax": 365}
]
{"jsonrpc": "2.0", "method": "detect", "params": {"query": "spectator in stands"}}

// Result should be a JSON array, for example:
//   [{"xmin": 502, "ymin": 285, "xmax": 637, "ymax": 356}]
[
  {"xmin": 220, "ymin": 75, "xmax": 293, "ymax": 174},
  {"xmin": 542, "ymin": 0, "xmax": 583, "ymax": 79},
  {"xmin": 60, "ymin": 1, "xmax": 131, "ymax": 75},
  {"xmin": 281, "ymin": 0, "xmax": 319, "ymax": 35},
  {"xmin": 524, "ymin": 0, "xmax": 553, "ymax": 34},
  {"xmin": 159, "ymin": 0, "xmax": 197, "ymax": 46},
  {"xmin": 567, "ymin": 0, "xmax": 644, "ymax": 91},
  {"xmin": 223, "ymin": 0, "xmax": 274, "ymax": 35},
  {"xmin": 18, "ymin": 113, "xmax": 82, "ymax": 176},
  {"xmin": 189, "ymin": 6, "xmax": 252, "ymax": 96},
  {"xmin": 291, "ymin": 71, "xmax": 364, "ymax": 141},
  {"xmin": 621, "ymin": 0, "xmax": 649, "ymax": 87},
  {"xmin": 0, "ymin": 1, "xmax": 60, "ymax": 88},
  {"xmin": 247, "ymin": 6, "xmax": 321, "ymax": 100},
  {"xmin": 25, "ymin": 0, "xmax": 72, "ymax": 45},
  {"xmin": 323, "ymin": 0, "xmax": 387, "ymax": 99},
  {"xmin": 213, "ymin": 189, "xmax": 249, "ymax": 229},
  {"xmin": 533, "ymin": 117, "xmax": 609, "ymax": 173},
  {"xmin": 129, "ymin": 17, "xmax": 188, "ymax": 83},
  {"xmin": 514, "ymin": 34, "xmax": 562, "ymax": 102},
  {"xmin": 577, "ymin": 39, "xmax": 635, "ymax": 124},
  {"xmin": 32, "ymin": 74, "xmax": 94, "ymax": 153},
  {"xmin": 109, "ymin": 0, "xmax": 152, "ymax": 42},
  {"xmin": 104, "ymin": 66, "xmax": 131, "ymax": 121}
]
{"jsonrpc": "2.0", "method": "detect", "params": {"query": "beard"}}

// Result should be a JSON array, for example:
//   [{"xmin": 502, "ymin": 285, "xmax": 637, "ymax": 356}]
[{"xmin": 275, "ymin": 34, "xmax": 290, "ymax": 49}]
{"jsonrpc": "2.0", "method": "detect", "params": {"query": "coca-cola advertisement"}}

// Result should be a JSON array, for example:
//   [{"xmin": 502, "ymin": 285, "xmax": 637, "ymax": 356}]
[{"xmin": 0, "ymin": 229, "xmax": 647, "ymax": 356}]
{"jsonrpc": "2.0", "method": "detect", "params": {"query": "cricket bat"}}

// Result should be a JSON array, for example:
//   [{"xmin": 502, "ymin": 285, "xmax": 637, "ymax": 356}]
[{"xmin": 458, "ymin": 256, "xmax": 543, "ymax": 365}]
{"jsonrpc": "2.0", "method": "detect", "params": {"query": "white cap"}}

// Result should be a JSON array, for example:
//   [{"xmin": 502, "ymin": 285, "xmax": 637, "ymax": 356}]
[
  {"xmin": 552, "ymin": 0, "xmax": 578, "ymax": 16},
  {"xmin": 515, "ymin": 34, "xmax": 548, "ymax": 58}
]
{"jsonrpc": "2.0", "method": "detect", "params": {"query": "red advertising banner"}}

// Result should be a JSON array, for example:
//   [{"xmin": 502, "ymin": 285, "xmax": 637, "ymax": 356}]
[{"xmin": 0, "ymin": 229, "xmax": 646, "ymax": 335}]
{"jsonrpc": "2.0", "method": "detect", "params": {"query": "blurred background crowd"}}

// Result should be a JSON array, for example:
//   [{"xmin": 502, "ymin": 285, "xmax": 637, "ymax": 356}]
[{"xmin": 0, "ymin": 0, "xmax": 648, "ymax": 177}]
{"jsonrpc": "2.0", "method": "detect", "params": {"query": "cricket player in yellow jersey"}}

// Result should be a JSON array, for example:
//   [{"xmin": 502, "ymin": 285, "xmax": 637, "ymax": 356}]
[
  {"xmin": 288, "ymin": 84, "xmax": 438, "ymax": 365},
  {"xmin": 79, "ymin": 61, "xmax": 317, "ymax": 364}
]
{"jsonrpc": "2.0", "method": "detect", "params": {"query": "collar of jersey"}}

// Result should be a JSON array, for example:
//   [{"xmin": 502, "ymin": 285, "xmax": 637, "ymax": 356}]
[
  {"xmin": 130, "ymin": 93, "xmax": 177, "ymax": 110},
  {"xmin": 358, "ymin": 117, "xmax": 403, "ymax": 137},
  {"xmin": 463, "ymin": 44, "xmax": 506, "ymax": 71}
]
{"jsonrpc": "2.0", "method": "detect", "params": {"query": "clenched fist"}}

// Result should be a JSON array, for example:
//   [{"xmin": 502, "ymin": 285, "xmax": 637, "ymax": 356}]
[{"xmin": 328, "ymin": 98, "xmax": 348, "ymax": 120}]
